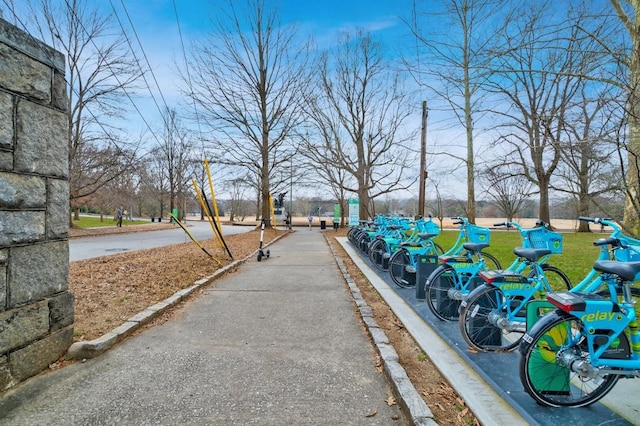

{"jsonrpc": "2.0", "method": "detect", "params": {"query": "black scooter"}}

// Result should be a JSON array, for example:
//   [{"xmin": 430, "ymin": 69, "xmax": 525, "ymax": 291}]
[{"xmin": 257, "ymin": 218, "xmax": 271, "ymax": 261}]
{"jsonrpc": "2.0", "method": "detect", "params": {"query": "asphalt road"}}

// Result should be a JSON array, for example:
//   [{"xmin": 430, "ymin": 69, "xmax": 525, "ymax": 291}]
[{"xmin": 69, "ymin": 221, "xmax": 254, "ymax": 261}]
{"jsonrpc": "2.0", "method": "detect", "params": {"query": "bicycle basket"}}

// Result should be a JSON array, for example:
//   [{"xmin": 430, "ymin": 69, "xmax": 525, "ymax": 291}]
[
  {"xmin": 466, "ymin": 224, "xmax": 490, "ymax": 244},
  {"xmin": 614, "ymin": 245, "xmax": 640, "ymax": 262},
  {"xmin": 527, "ymin": 227, "xmax": 563, "ymax": 254},
  {"xmin": 422, "ymin": 220, "xmax": 441, "ymax": 236}
]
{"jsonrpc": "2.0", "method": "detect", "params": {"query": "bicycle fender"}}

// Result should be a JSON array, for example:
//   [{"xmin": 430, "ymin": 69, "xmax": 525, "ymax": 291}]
[
  {"xmin": 457, "ymin": 283, "xmax": 490, "ymax": 316},
  {"xmin": 424, "ymin": 265, "xmax": 450, "ymax": 286},
  {"xmin": 519, "ymin": 310, "xmax": 572, "ymax": 355}
]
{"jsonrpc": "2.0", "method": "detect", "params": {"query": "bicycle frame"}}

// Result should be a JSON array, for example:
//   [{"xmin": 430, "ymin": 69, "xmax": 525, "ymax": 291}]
[{"xmin": 542, "ymin": 282, "xmax": 640, "ymax": 371}]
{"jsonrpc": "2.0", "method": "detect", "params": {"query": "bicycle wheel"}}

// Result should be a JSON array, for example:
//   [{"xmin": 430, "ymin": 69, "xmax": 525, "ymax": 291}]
[
  {"xmin": 458, "ymin": 285, "xmax": 525, "ymax": 352},
  {"xmin": 535, "ymin": 265, "xmax": 572, "ymax": 292},
  {"xmin": 358, "ymin": 233, "xmax": 371, "ymax": 253},
  {"xmin": 479, "ymin": 251, "xmax": 501, "ymax": 270},
  {"xmin": 389, "ymin": 249, "xmax": 416, "ymax": 288},
  {"xmin": 519, "ymin": 314, "xmax": 619, "ymax": 407},
  {"xmin": 368, "ymin": 239, "xmax": 388, "ymax": 270},
  {"xmin": 426, "ymin": 267, "xmax": 462, "ymax": 321}
]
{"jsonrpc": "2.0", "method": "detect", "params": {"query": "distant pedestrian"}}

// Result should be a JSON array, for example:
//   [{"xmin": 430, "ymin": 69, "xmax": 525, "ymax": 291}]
[
  {"xmin": 307, "ymin": 213, "xmax": 313, "ymax": 230},
  {"xmin": 285, "ymin": 212, "xmax": 292, "ymax": 230},
  {"xmin": 116, "ymin": 205, "xmax": 123, "ymax": 227}
]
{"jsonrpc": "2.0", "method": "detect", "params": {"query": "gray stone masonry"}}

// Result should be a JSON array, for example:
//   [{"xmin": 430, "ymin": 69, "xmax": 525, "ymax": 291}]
[{"xmin": 0, "ymin": 18, "xmax": 72, "ymax": 391}]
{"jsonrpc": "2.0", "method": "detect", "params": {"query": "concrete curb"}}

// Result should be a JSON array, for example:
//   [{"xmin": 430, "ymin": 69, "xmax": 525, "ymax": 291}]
[
  {"xmin": 324, "ymin": 233, "xmax": 438, "ymax": 426},
  {"xmin": 66, "ymin": 232, "xmax": 290, "ymax": 361}
]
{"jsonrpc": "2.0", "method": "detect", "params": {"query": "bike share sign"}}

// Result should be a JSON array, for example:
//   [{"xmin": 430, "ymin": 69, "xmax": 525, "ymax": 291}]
[{"xmin": 348, "ymin": 198, "xmax": 359, "ymax": 226}]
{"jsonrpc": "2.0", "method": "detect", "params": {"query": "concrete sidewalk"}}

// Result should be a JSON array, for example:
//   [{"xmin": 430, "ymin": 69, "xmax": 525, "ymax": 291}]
[{"xmin": 0, "ymin": 229, "xmax": 413, "ymax": 425}]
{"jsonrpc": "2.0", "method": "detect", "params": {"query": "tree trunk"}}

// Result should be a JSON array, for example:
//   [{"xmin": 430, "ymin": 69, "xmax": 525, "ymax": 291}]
[
  {"xmin": 538, "ymin": 177, "xmax": 551, "ymax": 224},
  {"xmin": 622, "ymin": 1, "xmax": 640, "ymax": 234}
]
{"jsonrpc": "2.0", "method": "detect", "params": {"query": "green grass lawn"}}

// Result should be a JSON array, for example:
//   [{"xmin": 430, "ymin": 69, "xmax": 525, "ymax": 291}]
[
  {"xmin": 71, "ymin": 215, "xmax": 149, "ymax": 229},
  {"xmin": 432, "ymin": 229, "xmax": 608, "ymax": 286}
]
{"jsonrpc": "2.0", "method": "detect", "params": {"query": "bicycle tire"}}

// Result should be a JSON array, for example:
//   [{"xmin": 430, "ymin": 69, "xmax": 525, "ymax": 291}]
[
  {"xmin": 519, "ymin": 314, "xmax": 619, "ymax": 407},
  {"xmin": 389, "ymin": 249, "xmax": 416, "ymax": 288},
  {"xmin": 358, "ymin": 233, "xmax": 370, "ymax": 253},
  {"xmin": 425, "ymin": 266, "xmax": 463, "ymax": 321},
  {"xmin": 532, "ymin": 265, "xmax": 572, "ymax": 292},
  {"xmin": 367, "ymin": 238, "xmax": 383, "ymax": 264},
  {"xmin": 368, "ymin": 239, "xmax": 389, "ymax": 271},
  {"xmin": 458, "ymin": 285, "xmax": 525, "ymax": 352}
]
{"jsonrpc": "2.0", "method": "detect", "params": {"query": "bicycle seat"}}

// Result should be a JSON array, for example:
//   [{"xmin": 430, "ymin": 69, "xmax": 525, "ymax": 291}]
[
  {"xmin": 513, "ymin": 247, "xmax": 551, "ymax": 262},
  {"xmin": 462, "ymin": 242, "xmax": 489, "ymax": 253},
  {"xmin": 593, "ymin": 260, "xmax": 640, "ymax": 282},
  {"xmin": 400, "ymin": 241, "xmax": 422, "ymax": 247},
  {"xmin": 417, "ymin": 233, "xmax": 438, "ymax": 240},
  {"xmin": 386, "ymin": 225, "xmax": 402, "ymax": 230}
]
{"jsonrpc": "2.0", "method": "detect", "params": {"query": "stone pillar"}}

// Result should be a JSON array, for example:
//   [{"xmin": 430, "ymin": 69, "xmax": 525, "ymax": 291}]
[{"xmin": 0, "ymin": 18, "xmax": 73, "ymax": 391}]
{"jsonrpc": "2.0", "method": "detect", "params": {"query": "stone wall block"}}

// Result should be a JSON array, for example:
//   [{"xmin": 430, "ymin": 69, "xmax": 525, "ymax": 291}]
[
  {"xmin": 0, "ymin": 172, "xmax": 46, "ymax": 208},
  {"xmin": 0, "ymin": 265, "xmax": 6, "ymax": 312},
  {"xmin": 0, "ymin": 300, "xmax": 49, "ymax": 353},
  {"xmin": 0, "ymin": 91, "xmax": 12, "ymax": 150},
  {"xmin": 0, "ymin": 151, "xmax": 12, "ymax": 171},
  {"xmin": 7, "ymin": 241, "xmax": 68, "ymax": 307},
  {"xmin": 46, "ymin": 178, "xmax": 69, "ymax": 239},
  {"xmin": 0, "ymin": 18, "xmax": 65, "ymax": 74},
  {"xmin": 0, "ymin": 355, "xmax": 13, "ymax": 391},
  {"xmin": 14, "ymin": 99, "xmax": 68, "ymax": 177},
  {"xmin": 51, "ymin": 70, "xmax": 67, "ymax": 111},
  {"xmin": 0, "ymin": 211, "xmax": 45, "ymax": 247},
  {"xmin": 0, "ymin": 42, "xmax": 51, "ymax": 102},
  {"xmin": 48, "ymin": 291, "xmax": 74, "ymax": 332},
  {"xmin": 8, "ymin": 327, "xmax": 73, "ymax": 382}
]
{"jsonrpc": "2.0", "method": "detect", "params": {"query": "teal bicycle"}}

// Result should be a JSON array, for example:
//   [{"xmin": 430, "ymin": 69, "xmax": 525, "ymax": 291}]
[
  {"xmin": 459, "ymin": 217, "xmax": 640, "ymax": 352},
  {"xmin": 425, "ymin": 220, "xmax": 567, "ymax": 321},
  {"xmin": 519, "ymin": 259, "xmax": 640, "ymax": 407},
  {"xmin": 388, "ymin": 217, "xmax": 443, "ymax": 288}
]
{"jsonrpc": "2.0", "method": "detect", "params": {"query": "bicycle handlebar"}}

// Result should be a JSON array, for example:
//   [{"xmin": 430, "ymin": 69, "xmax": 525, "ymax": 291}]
[
  {"xmin": 579, "ymin": 216, "xmax": 640, "ymax": 247},
  {"xmin": 593, "ymin": 237, "xmax": 626, "ymax": 249}
]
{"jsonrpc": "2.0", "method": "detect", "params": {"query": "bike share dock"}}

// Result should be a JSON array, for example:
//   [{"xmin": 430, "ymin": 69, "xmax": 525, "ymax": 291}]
[{"xmin": 338, "ymin": 238, "xmax": 637, "ymax": 426}]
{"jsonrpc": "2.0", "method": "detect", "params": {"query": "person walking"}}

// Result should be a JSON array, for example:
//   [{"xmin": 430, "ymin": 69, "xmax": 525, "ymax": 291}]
[
  {"xmin": 116, "ymin": 205, "xmax": 124, "ymax": 227},
  {"xmin": 307, "ymin": 213, "xmax": 313, "ymax": 230}
]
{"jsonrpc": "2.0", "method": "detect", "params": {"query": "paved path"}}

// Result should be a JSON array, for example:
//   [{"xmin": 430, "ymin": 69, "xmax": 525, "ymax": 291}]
[{"xmin": 1, "ymin": 230, "xmax": 406, "ymax": 425}]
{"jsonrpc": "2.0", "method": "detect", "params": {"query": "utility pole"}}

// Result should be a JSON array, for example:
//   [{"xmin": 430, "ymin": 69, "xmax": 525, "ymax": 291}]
[{"xmin": 418, "ymin": 101, "xmax": 428, "ymax": 217}]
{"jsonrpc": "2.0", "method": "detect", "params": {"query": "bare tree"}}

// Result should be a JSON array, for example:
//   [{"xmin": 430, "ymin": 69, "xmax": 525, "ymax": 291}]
[
  {"xmin": 554, "ymin": 84, "xmax": 624, "ymax": 231},
  {"xmin": 404, "ymin": 0, "xmax": 507, "ymax": 223},
  {"xmin": 486, "ymin": 2, "xmax": 612, "ymax": 224},
  {"xmin": 306, "ymin": 31, "xmax": 416, "ymax": 220},
  {"xmin": 480, "ymin": 165, "xmax": 535, "ymax": 222},
  {"xmin": 184, "ymin": 0, "xmax": 311, "ymax": 222},
  {"xmin": 610, "ymin": 0, "xmax": 640, "ymax": 232},
  {"xmin": 15, "ymin": 0, "xmax": 144, "ymax": 224},
  {"xmin": 155, "ymin": 108, "xmax": 196, "ymax": 220}
]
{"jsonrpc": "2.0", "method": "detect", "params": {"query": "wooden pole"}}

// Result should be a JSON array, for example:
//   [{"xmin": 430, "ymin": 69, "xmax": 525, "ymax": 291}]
[{"xmin": 418, "ymin": 101, "xmax": 428, "ymax": 217}]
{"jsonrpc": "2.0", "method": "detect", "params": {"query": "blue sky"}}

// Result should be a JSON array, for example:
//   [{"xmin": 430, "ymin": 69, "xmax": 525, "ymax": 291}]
[
  {"xmin": 1, "ymin": 0, "xmax": 458, "ymax": 197},
  {"xmin": 75, "ymin": 0, "xmax": 424, "ymax": 131}
]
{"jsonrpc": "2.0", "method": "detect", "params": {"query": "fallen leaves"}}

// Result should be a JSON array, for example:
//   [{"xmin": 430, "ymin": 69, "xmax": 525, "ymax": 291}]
[{"xmin": 70, "ymin": 227, "xmax": 279, "ymax": 341}]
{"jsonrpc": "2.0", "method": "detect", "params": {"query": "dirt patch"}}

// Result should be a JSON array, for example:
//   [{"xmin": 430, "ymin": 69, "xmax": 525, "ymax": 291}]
[{"xmin": 67, "ymin": 224, "xmax": 477, "ymax": 425}]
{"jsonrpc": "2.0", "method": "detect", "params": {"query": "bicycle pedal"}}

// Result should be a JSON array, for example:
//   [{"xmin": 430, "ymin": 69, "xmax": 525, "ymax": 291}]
[{"xmin": 406, "ymin": 266, "xmax": 416, "ymax": 273}]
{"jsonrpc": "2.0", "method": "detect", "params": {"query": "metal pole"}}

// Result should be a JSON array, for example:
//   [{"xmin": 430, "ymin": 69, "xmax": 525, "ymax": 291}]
[
  {"xmin": 289, "ymin": 155, "xmax": 293, "ymax": 215},
  {"xmin": 418, "ymin": 101, "xmax": 428, "ymax": 217}
]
